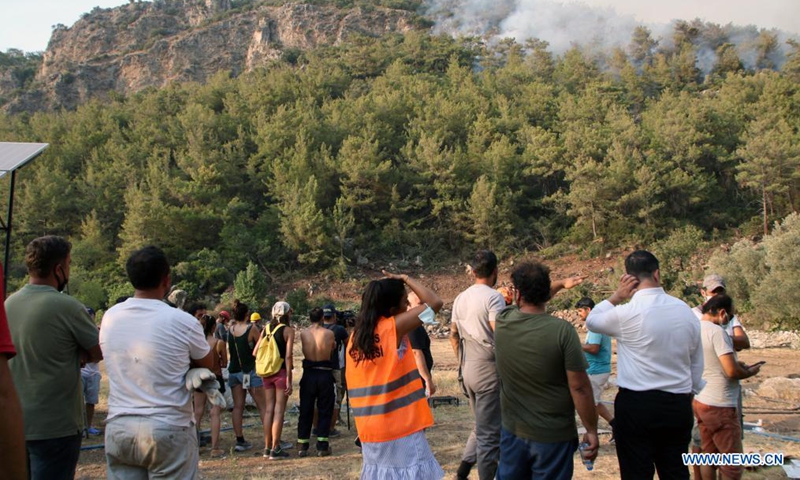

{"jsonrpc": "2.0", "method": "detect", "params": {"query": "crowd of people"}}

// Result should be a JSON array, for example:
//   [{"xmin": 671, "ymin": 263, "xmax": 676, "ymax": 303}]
[{"xmin": 0, "ymin": 235, "xmax": 760, "ymax": 479}]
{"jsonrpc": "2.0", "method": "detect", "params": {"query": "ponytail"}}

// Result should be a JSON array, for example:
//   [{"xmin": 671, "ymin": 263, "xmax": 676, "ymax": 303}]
[{"xmin": 232, "ymin": 299, "xmax": 249, "ymax": 322}]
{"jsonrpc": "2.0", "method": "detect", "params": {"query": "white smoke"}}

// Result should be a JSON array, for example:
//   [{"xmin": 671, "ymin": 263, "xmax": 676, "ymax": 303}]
[{"xmin": 425, "ymin": 0, "xmax": 796, "ymax": 73}]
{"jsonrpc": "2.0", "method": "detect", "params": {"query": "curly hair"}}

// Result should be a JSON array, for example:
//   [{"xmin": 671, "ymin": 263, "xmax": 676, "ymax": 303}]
[{"xmin": 511, "ymin": 261, "xmax": 552, "ymax": 306}]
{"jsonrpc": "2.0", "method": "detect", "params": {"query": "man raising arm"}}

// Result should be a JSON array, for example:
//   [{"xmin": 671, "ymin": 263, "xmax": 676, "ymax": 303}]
[{"xmin": 587, "ymin": 250, "xmax": 702, "ymax": 480}]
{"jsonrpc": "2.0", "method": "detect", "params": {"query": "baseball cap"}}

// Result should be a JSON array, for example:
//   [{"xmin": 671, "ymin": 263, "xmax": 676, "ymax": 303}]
[
  {"xmin": 323, "ymin": 303, "xmax": 336, "ymax": 317},
  {"xmin": 272, "ymin": 301, "xmax": 291, "ymax": 319},
  {"xmin": 218, "ymin": 310, "xmax": 230, "ymax": 320},
  {"xmin": 167, "ymin": 289, "xmax": 187, "ymax": 309},
  {"xmin": 250, "ymin": 312, "xmax": 262, "ymax": 323},
  {"xmin": 702, "ymin": 274, "xmax": 726, "ymax": 292}
]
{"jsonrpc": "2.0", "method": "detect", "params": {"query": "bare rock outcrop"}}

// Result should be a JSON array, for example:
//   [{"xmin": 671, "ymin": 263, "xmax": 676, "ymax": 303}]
[{"xmin": 4, "ymin": 0, "xmax": 418, "ymax": 112}]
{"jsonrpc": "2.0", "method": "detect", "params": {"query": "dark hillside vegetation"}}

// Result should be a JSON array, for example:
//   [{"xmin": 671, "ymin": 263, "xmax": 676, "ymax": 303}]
[{"xmin": 0, "ymin": 26, "xmax": 798, "ymax": 314}]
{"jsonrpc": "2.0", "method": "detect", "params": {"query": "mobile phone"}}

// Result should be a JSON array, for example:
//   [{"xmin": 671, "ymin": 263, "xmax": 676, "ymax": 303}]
[
  {"xmin": 748, "ymin": 361, "xmax": 766, "ymax": 369},
  {"xmin": 242, "ymin": 373, "xmax": 251, "ymax": 389}
]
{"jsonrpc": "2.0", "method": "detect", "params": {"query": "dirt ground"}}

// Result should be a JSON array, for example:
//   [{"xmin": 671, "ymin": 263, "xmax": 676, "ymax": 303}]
[
  {"xmin": 76, "ymin": 333, "xmax": 800, "ymax": 479},
  {"xmin": 74, "ymin": 253, "xmax": 799, "ymax": 478}
]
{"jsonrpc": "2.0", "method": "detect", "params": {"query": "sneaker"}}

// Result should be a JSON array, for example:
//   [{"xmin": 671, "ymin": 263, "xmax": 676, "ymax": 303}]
[
  {"xmin": 87, "ymin": 427, "xmax": 101, "ymax": 436},
  {"xmin": 317, "ymin": 447, "xmax": 332, "ymax": 457},
  {"xmin": 328, "ymin": 429, "xmax": 341, "ymax": 438},
  {"xmin": 234, "ymin": 440, "xmax": 252, "ymax": 452},
  {"xmin": 298, "ymin": 449, "xmax": 309, "ymax": 458},
  {"xmin": 280, "ymin": 440, "xmax": 293, "ymax": 450},
  {"xmin": 269, "ymin": 447, "xmax": 290, "ymax": 460},
  {"xmin": 262, "ymin": 448, "xmax": 271, "ymax": 458}
]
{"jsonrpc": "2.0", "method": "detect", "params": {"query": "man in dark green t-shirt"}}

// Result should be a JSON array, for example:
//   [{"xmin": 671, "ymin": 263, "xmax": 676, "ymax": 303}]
[
  {"xmin": 495, "ymin": 261, "xmax": 598, "ymax": 480},
  {"xmin": 7, "ymin": 236, "xmax": 102, "ymax": 480}
]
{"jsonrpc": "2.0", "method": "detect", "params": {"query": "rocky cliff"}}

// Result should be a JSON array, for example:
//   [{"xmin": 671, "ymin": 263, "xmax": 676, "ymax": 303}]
[{"xmin": 4, "ymin": 0, "xmax": 419, "ymax": 112}]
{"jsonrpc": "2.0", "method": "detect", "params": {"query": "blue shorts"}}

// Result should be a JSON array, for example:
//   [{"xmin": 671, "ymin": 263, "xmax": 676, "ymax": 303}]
[
  {"xmin": 228, "ymin": 370, "xmax": 263, "ymax": 389},
  {"xmin": 82, "ymin": 372, "xmax": 101, "ymax": 405},
  {"xmin": 497, "ymin": 428, "xmax": 578, "ymax": 480}
]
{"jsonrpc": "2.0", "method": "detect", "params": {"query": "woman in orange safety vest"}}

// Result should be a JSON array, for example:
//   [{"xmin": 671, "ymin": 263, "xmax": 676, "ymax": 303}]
[{"xmin": 346, "ymin": 271, "xmax": 445, "ymax": 479}]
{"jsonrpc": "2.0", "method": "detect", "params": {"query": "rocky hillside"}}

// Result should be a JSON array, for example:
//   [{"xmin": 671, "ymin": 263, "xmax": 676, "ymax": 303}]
[{"xmin": 3, "ymin": 0, "xmax": 420, "ymax": 112}]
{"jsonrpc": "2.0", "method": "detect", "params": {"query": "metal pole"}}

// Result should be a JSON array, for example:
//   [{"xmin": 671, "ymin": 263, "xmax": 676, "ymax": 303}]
[{"xmin": 3, "ymin": 170, "xmax": 16, "ymax": 297}]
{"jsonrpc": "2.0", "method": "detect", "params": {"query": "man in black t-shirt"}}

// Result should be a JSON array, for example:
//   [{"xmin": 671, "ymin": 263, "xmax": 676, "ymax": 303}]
[
  {"xmin": 408, "ymin": 292, "xmax": 436, "ymax": 396},
  {"xmin": 322, "ymin": 304, "xmax": 348, "ymax": 436}
]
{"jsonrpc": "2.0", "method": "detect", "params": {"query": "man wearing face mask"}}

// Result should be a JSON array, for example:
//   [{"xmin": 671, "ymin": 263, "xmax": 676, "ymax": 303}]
[
  {"xmin": 693, "ymin": 274, "xmax": 750, "ymax": 351},
  {"xmin": 6, "ymin": 235, "xmax": 102, "ymax": 480},
  {"xmin": 693, "ymin": 294, "xmax": 759, "ymax": 480}
]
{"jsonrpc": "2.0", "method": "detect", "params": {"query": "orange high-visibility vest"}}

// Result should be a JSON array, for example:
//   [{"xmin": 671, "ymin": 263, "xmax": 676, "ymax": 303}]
[{"xmin": 346, "ymin": 316, "xmax": 434, "ymax": 443}]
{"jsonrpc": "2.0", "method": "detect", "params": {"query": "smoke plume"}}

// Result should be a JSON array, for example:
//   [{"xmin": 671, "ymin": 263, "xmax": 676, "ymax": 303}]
[{"xmin": 425, "ymin": 0, "xmax": 797, "ymax": 73}]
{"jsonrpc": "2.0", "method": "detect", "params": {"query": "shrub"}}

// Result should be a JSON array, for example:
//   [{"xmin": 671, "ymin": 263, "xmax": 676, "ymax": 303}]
[{"xmin": 706, "ymin": 213, "xmax": 800, "ymax": 329}]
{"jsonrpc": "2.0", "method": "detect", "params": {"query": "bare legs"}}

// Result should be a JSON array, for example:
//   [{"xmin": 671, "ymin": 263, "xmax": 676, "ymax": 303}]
[
  {"xmin": 272, "ymin": 388, "xmax": 289, "ymax": 450},
  {"xmin": 231, "ymin": 385, "xmax": 246, "ymax": 438},
  {"xmin": 193, "ymin": 391, "xmax": 222, "ymax": 451}
]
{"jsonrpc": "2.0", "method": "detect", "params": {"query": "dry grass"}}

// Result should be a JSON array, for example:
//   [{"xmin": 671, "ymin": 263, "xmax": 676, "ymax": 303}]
[{"xmin": 76, "ymin": 339, "xmax": 800, "ymax": 479}]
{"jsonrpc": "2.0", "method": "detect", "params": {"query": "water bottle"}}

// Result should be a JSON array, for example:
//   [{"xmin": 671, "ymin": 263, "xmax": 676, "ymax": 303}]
[{"xmin": 578, "ymin": 442, "xmax": 594, "ymax": 471}]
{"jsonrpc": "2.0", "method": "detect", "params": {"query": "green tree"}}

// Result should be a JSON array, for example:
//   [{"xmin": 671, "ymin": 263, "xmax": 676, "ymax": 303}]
[
  {"xmin": 278, "ymin": 176, "xmax": 329, "ymax": 266},
  {"xmin": 465, "ymin": 175, "xmax": 513, "ymax": 252},
  {"xmin": 736, "ymin": 115, "xmax": 800, "ymax": 235},
  {"xmin": 233, "ymin": 261, "xmax": 268, "ymax": 309}
]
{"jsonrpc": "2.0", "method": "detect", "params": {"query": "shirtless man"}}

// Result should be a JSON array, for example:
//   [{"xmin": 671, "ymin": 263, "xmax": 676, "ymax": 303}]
[{"xmin": 297, "ymin": 307, "xmax": 336, "ymax": 457}]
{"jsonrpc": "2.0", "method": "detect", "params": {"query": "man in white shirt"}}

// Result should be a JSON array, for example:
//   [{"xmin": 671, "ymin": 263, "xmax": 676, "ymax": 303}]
[
  {"xmin": 100, "ymin": 246, "xmax": 214, "ymax": 479},
  {"xmin": 587, "ymin": 250, "xmax": 703, "ymax": 480}
]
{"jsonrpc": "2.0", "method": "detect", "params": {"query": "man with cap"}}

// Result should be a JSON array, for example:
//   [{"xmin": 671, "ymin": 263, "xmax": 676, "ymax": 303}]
[
  {"xmin": 321, "ymin": 303, "xmax": 348, "ymax": 436},
  {"xmin": 250, "ymin": 311, "xmax": 264, "ymax": 329},
  {"xmin": 576, "ymin": 297, "xmax": 615, "ymax": 441},
  {"xmin": 694, "ymin": 274, "xmax": 750, "ymax": 351}
]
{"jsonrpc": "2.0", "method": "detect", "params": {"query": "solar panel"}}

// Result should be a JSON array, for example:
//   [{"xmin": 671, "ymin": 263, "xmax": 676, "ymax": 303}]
[{"xmin": 0, "ymin": 142, "xmax": 49, "ymax": 178}]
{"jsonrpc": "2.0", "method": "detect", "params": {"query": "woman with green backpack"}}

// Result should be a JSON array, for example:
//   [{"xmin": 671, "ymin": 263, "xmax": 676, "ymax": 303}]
[{"xmin": 253, "ymin": 301, "xmax": 295, "ymax": 459}]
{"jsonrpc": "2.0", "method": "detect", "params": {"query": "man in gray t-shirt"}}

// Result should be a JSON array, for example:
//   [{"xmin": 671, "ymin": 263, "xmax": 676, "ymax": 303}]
[
  {"xmin": 450, "ymin": 250, "xmax": 505, "ymax": 480},
  {"xmin": 450, "ymin": 250, "xmax": 584, "ymax": 480}
]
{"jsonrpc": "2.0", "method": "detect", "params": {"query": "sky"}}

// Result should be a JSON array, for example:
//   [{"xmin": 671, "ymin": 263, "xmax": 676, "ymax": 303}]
[
  {"xmin": 578, "ymin": 0, "xmax": 800, "ymax": 36},
  {"xmin": 0, "ymin": 0, "xmax": 129, "ymax": 52},
  {"xmin": 0, "ymin": 0, "xmax": 799, "ymax": 53}
]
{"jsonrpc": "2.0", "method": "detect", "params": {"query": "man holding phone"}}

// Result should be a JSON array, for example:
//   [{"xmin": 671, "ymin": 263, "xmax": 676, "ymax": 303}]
[{"xmin": 694, "ymin": 294, "xmax": 760, "ymax": 480}]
